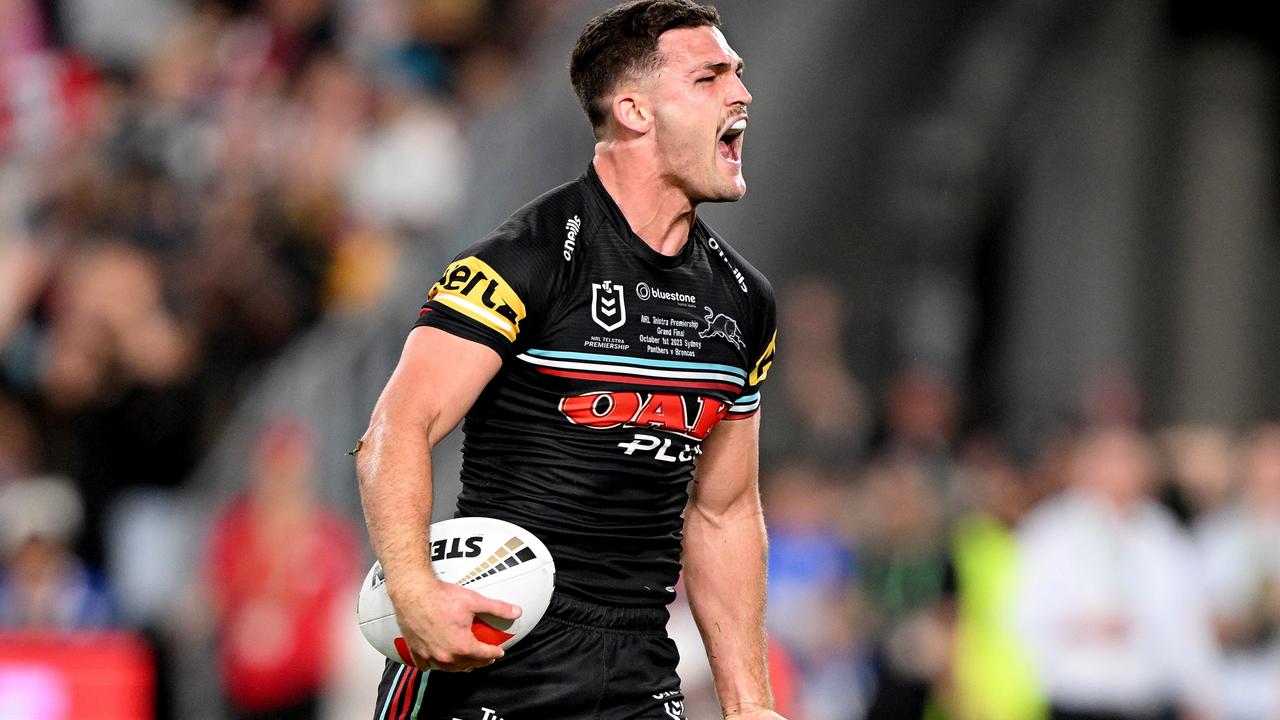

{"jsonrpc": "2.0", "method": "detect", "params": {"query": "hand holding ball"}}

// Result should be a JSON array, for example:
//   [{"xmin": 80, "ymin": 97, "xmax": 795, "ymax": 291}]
[{"xmin": 357, "ymin": 517, "xmax": 555, "ymax": 668}]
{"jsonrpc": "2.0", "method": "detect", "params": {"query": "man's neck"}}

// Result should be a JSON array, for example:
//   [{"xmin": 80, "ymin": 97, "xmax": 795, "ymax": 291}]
[{"xmin": 592, "ymin": 148, "xmax": 696, "ymax": 256}]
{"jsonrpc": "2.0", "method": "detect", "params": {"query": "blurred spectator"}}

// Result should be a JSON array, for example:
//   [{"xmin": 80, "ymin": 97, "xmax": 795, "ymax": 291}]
[
  {"xmin": 882, "ymin": 365, "xmax": 960, "ymax": 459},
  {"xmin": 41, "ymin": 241, "xmax": 193, "ymax": 407},
  {"xmin": 9, "ymin": 239, "xmax": 204, "ymax": 566},
  {"xmin": 1158, "ymin": 425, "xmax": 1237, "ymax": 527},
  {"xmin": 0, "ymin": 476, "xmax": 114, "ymax": 629},
  {"xmin": 764, "ymin": 465, "xmax": 860, "ymax": 645},
  {"xmin": 947, "ymin": 436, "xmax": 1046, "ymax": 720},
  {"xmin": 203, "ymin": 417, "xmax": 360, "ymax": 720},
  {"xmin": 855, "ymin": 456, "xmax": 956, "ymax": 720},
  {"xmin": 762, "ymin": 464, "xmax": 866, "ymax": 720},
  {"xmin": 385, "ymin": 0, "xmax": 543, "ymax": 103},
  {"xmin": 1022, "ymin": 428, "xmax": 1079, "ymax": 504},
  {"xmin": 0, "ymin": 0, "xmax": 101, "ymax": 160},
  {"xmin": 0, "ymin": 392, "xmax": 39, "ymax": 483},
  {"xmin": 766, "ymin": 640, "xmax": 805, "ymax": 720},
  {"xmin": 1077, "ymin": 369, "xmax": 1144, "ymax": 430},
  {"xmin": 1014, "ymin": 426, "xmax": 1221, "ymax": 720},
  {"xmin": 346, "ymin": 91, "xmax": 468, "ymax": 238},
  {"xmin": 873, "ymin": 364, "xmax": 964, "ymax": 514},
  {"xmin": 58, "ymin": 0, "xmax": 181, "ymax": 69},
  {"xmin": 1194, "ymin": 423, "xmax": 1280, "ymax": 720},
  {"xmin": 761, "ymin": 275, "xmax": 869, "ymax": 468}
]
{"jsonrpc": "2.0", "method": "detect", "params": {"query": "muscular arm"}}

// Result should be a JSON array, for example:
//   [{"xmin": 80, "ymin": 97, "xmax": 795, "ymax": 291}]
[
  {"xmin": 683, "ymin": 413, "xmax": 784, "ymax": 719},
  {"xmin": 356, "ymin": 326, "xmax": 518, "ymax": 670}
]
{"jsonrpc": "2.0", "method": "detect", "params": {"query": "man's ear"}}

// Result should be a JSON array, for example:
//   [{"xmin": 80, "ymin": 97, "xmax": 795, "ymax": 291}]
[{"xmin": 612, "ymin": 89, "xmax": 653, "ymax": 135}]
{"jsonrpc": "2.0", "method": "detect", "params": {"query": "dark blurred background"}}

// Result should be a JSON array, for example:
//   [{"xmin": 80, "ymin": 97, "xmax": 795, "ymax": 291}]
[{"xmin": 1, "ymin": 0, "xmax": 1277, "ymax": 718}]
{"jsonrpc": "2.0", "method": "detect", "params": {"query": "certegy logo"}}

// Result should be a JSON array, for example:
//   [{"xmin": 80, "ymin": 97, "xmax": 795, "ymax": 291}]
[{"xmin": 563, "ymin": 215, "xmax": 581, "ymax": 261}]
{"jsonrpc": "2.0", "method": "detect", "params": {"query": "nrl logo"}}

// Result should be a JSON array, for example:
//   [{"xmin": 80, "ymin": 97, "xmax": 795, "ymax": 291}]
[
  {"xmin": 591, "ymin": 280, "xmax": 626, "ymax": 332},
  {"xmin": 699, "ymin": 306, "xmax": 745, "ymax": 350}
]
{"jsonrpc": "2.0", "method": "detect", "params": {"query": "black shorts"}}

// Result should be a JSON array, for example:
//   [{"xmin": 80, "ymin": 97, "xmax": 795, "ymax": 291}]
[{"xmin": 372, "ymin": 593, "xmax": 687, "ymax": 720}]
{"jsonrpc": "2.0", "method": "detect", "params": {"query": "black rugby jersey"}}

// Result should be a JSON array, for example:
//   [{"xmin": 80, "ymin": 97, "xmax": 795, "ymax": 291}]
[{"xmin": 414, "ymin": 164, "xmax": 777, "ymax": 607}]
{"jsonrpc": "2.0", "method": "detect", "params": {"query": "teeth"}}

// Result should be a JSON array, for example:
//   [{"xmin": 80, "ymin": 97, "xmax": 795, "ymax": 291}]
[{"xmin": 729, "ymin": 118, "xmax": 747, "ymax": 131}]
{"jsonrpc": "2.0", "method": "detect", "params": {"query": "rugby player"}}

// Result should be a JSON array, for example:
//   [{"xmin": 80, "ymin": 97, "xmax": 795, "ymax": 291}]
[{"xmin": 356, "ymin": 2, "xmax": 782, "ymax": 718}]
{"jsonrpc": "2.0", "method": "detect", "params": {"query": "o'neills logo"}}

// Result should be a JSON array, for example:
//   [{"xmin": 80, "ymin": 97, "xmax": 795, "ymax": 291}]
[
  {"xmin": 706, "ymin": 237, "xmax": 748, "ymax": 294},
  {"xmin": 635, "ymin": 282, "xmax": 696, "ymax": 304}
]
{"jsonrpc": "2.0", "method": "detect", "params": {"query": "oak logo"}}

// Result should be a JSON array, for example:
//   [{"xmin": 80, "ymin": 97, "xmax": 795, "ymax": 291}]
[
  {"xmin": 428, "ymin": 257, "xmax": 527, "ymax": 341},
  {"xmin": 591, "ymin": 280, "xmax": 626, "ymax": 332},
  {"xmin": 559, "ymin": 391, "xmax": 729, "ymax": 441}
]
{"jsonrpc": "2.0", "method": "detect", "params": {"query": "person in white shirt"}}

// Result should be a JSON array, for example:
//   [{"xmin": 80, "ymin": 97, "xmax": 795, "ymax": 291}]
[
  {"xmin": 1194, "ymin": 424, "xmax": 1280, "ymax": 720},
  {"xmin": 1013, "ymin": 425, "xmax": 1221, "ymax": 720}
]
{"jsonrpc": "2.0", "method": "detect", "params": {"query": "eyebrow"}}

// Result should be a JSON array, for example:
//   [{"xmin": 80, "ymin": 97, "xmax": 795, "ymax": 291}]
[{"xmin": 692, "ymin": 59, "xmax": 745, "ymax": 74}]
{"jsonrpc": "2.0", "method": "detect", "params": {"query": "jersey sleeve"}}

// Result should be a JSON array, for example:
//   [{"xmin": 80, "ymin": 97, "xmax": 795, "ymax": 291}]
[
  {"xmin": 413, "ymin": 226, "xmax": 556, "ymax": 359},
  {"xmin": 726, "ymin": 281, "xmax": 777, "ymax": 420}
]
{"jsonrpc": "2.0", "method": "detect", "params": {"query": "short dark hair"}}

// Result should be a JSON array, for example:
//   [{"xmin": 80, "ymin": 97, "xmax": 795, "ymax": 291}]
[{"xmin": 570, "ymin": 0, "xmax": 721, "ymax": 133}]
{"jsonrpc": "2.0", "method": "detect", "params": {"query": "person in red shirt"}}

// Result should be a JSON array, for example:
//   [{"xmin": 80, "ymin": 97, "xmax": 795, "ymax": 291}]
[{"xmin": 205, "ymin": 418, "xmax": 360, "ymax": 720}]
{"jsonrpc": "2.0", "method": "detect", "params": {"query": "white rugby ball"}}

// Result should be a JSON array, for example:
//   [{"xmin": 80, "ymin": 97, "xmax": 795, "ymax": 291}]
[{"xmin": 357, "ymin": 516, "xmax": 555, "ymax": 666}]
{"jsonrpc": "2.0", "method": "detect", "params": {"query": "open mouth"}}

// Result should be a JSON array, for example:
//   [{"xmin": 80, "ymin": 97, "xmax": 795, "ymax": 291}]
[{"xmin": 718, "ymin": 117, "xmax": 747, "ymax": 164}]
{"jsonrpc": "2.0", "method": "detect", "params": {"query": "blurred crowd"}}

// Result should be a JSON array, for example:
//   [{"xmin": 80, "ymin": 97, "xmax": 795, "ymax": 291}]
[
  {"xmin": 0, "ymin": 0, "xmax": 554, "ymax": 716},
  {"xmin": 2, "ymin": 2, "xmax": 1279, "ymax": 720},
  {"xmin": 0, "ymin": 0, "xmax": 552, "ymax": 542},
  {"xmin": 674, "ymin": 275, "xmax": 1280, "ymax": 720}
]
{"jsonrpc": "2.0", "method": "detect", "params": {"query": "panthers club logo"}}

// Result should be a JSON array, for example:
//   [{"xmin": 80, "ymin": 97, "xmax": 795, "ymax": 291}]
[{"xmin": 698, "ymin": 306, "xmax": 744, "ymax": 350}]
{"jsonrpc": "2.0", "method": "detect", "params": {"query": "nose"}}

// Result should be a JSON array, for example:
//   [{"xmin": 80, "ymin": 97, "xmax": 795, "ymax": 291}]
[{"xmin": 729, "ymin": 74, "xmax": 752, "ymax": 108}]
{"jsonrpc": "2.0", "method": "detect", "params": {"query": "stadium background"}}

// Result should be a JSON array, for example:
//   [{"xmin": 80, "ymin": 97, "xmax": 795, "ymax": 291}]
[{"xmin": 1, "ymin": 0, "xmax": 1278, "ymax": 718}]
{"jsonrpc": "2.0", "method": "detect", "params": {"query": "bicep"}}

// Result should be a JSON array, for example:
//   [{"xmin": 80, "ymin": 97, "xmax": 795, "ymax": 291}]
[
  {"xmin": 689, "ymin": 413, "xmax": 761, "ymax": 516},
  {"xmin": 369, "ymin": 326, "xmax": 504, "ymax": 444}
]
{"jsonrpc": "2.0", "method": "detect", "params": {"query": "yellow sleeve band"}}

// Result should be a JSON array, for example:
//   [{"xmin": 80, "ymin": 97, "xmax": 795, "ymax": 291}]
[{"xmin": 428, "ymin": 257, "xmax": 528, "ymax": 342}]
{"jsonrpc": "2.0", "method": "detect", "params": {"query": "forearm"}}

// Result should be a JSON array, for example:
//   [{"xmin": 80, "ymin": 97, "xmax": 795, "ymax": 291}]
[
  {"xmin": 356, "ymin": 404, "xmax": 438, "ymax": 597},
  {"xmin": 683, "ymin": 490, "xmax": 773, "ymax": 715}
]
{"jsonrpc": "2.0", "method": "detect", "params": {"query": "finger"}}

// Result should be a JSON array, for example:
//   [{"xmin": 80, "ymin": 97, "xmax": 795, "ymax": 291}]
[
  {"xmin": 471, "ymin": 595, "xmax": 522, "ymax": 620},
  {"xmin": 407, "ymin": 648, "xmax": 432, "ymax": 670},
  {"xmin": 459, "ymin": 635, "xmax": 506, "ymax": 661},
  {"xmin": 434, "ymin": 653, "xmax": 497, "ymax": 673}
]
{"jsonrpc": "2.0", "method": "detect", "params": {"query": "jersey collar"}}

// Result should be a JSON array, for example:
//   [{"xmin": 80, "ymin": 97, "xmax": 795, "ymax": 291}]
[{"xmin": 584, "ymin": 163, "xmax": 699, "ymax": 270}]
